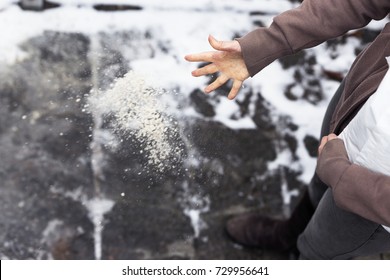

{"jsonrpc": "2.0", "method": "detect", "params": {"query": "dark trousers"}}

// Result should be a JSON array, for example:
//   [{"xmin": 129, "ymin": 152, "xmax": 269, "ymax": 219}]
[{"xmin": 297, "ymin": 81, "xmax": 390, "ymax": 259}]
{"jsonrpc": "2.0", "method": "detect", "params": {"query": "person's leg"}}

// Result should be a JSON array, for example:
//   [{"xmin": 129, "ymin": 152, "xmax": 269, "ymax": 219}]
[
  {"xmin": 225, "ymin": 81, "xmax": 346, "ymax": 251},
  {"xmin": 298, "ymin": 189, "xmax": 390, "ymax": 259}
]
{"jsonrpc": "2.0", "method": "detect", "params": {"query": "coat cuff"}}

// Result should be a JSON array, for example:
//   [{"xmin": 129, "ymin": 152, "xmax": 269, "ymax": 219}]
[
  {"xmin": 236, "ymin": 23, "xmax": 293, "ymax": 77},
  {"xmin": 315, "ymin": 139, "xmax": 351, "ymax": 188}
]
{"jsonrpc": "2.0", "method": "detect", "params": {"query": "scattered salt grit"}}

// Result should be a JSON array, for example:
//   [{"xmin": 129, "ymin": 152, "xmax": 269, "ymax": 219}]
[{"xmin": 88, "ymin": 71, "xmax": 180, "ymax": 171}]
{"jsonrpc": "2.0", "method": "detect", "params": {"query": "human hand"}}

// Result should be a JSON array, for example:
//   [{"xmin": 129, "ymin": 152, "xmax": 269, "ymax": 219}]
[
  {"xmin": 318, "ymin": 133, "xmax": 338, "ymax": 156},
  {"xmin": 184, "ymin": 35, "xmax": 250, "ymax": 100},
  {"xmin": 316, "ymin": 134, "xmax": 350, "ymax": 188}
]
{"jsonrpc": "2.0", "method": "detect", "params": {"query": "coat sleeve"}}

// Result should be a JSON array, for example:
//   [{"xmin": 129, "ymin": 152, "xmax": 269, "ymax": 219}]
[
  {"xmin": 316, "ymin": 139, "xmax": 390, "ymax": 227},
  {"xmin": 237, "ymin": 0, "xmax": 390, "ymax": 77}
]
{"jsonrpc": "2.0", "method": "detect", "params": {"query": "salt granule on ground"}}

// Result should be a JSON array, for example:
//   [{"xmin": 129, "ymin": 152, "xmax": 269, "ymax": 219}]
[{"xmin": 88, "ymin": 71, "xmax": 180, "ymax": 171}]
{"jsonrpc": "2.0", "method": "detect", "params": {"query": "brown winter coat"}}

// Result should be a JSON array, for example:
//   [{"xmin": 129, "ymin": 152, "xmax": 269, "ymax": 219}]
[{"xmin": 237, "ymin": 0, "xmax": 390, "ymax": 226}]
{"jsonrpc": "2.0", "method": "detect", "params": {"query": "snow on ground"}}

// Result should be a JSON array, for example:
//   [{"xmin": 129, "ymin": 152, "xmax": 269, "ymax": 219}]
[{"xmin": 0, "ymin": 0, "xmax": 388, "ymax": 185}]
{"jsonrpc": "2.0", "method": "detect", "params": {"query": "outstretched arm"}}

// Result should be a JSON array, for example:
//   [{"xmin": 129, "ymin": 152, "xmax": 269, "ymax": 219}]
[
  {"xmin": 239, "ymin": 0, "xmax": 390, "ymax": 77},
  {"xmin": 184, "ymin": 35, "xmax": 249, "ymax": 100},
  {"xmin": 186, "ymin": 0, "xmax": 390, "ymax": 99}
]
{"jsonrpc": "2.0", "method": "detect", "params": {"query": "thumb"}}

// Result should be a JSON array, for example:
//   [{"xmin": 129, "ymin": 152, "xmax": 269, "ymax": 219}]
[{"xmin": 208, "ymin": 35, "xmax": 238, "ymax": 52}]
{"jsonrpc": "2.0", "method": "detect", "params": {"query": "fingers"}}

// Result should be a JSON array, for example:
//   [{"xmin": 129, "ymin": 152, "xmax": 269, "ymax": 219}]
[
  {"xmin": 185, "ymin": 35, "xmax": 244, "ymax": 98},
  {"xmin": 184, "ymin": 51, "xmax": 214, "ymax": 63},
  {"xmin": 318, "ymin": 136, "xmax": 328, "ymax": 155},
  {"xmin": 208, "ymin": 35, "xmax": 240, "ymax": 52},
  {"xmin": 191, "ymin": 63, "xmax": 218, "ymax": 77},
  {"xmin": 318, "ymin": 134, "xmax": 338, "ymax": 155},
  {"xmin": 205, "ymin": 75, "xmax": 229, "ymax": 93},
  {"xmin": 328, "ymin": 133, "xmax": 337, "ymax": 140},
  {"xmin": 227, "ymin": 80, "xmax": 243, "ymax": 100},
  {"xmin": 185, "ymin": 36, "xmax": 240, "ymax": 63}
]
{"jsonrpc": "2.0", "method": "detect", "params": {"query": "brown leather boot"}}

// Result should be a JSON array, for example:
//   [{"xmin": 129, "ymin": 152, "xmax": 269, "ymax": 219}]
[
  {"xmin": 225, "ymin": 191, "xmax": 314, "ymax": 251},
  {"xmin": 226, "ymin": 214, "xmax": 295, "ymax": 251}
]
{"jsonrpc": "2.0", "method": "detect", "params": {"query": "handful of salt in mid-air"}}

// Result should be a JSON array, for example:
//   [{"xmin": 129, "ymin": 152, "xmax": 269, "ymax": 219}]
[{"xmin": 88, "ymin": 71, "xmax": 180, "ymax": 172}]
